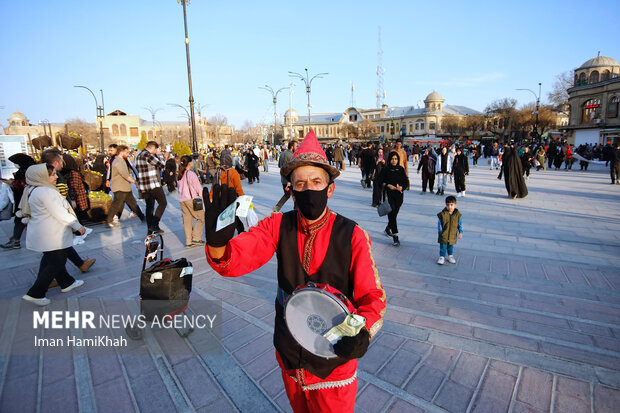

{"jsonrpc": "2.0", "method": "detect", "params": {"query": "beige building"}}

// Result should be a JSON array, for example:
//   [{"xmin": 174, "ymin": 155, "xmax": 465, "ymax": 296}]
[
  {"xmin": 564, "ymin": 53, "xmax": 620, "ymax": 146},
  {"xmin": 283, "ymin": 91, "xmax": 479, "ymax": 142},
  {"xmin": 3, "ymin": 110, "xmax": 65, "ymax": 143}
]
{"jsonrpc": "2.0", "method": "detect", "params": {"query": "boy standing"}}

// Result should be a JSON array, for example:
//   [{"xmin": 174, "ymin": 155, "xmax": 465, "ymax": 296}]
[{"xmin": 437, "ymin": 196, "xmax": 463, "ymax": 265}]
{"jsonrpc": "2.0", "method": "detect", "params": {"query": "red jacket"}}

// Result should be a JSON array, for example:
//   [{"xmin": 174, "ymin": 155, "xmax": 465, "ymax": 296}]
[{"xmin": 206, "ymin": 208, "xmax": 386, "ymax": 338}]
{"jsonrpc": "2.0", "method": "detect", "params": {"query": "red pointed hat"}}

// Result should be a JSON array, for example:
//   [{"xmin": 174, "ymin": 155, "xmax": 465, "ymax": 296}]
[{"xmin": 280, "ymin": 129, "xmax": 340, "ymax": 181}]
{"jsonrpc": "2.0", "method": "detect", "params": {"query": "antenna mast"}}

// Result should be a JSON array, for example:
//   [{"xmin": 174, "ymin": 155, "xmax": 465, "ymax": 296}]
[
  {"xmin": 351, "ymin": 82, "xmax": 355, "ymax": 107},
  {"xmin": 376, "ymin": 26, "xmax": 385, "ymax": 108}
]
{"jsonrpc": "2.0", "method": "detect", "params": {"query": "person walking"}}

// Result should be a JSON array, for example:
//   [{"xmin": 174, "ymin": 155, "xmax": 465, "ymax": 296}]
[
  {"xmin": 536, "ymin": 147, "xmax": 546, "ymax": 171},
  {"xmin": 452, "ymin": 147, "xmax": 469, "ymax": 197},
  {"xmin": 163, "ymin": 152, "xmax": 177, "ymax": 193},
  {"xmin": 435, "ymin": 146, "xmax": 452, "ymax": 195},
  {"xmin": 417, "ymin": 148, "xmax": 436, "ymax": 194},
  {"xmin": 371, "ymin": 148, "xmax": 386, "ymax": 207},
  {"xmin": 177, "ymin": 155, "xmax": 205, "ymax": 248},
  {"xmin": 273, "ymin": 141, "xmax": 296, "ymax": 212},
  {"xmin": 60, "ymin": 154, "xmax": 89, "ymax": 224},
  {"xmin": 520, "ymin": 147, "xmax": 534, "ymax": 179},
  {"xmin": 135, "ymin": 141, "xmax": 167, "ymax": 234},
  {"xmin": 436, "ymin": 195, "xmax": 463, "ymax": 265},
  {"xmin": 502, "ymin": 144, "xmax": 528, "ymax": 199},
  {"xmin": 20, "ymin": 164, "xmax": 86, "ymax": 306},
  {"xmin": 611, "ymin": 142, "xmax": 620, "ymax": 184},
  {"xmin": 380, "ymin": 152, "xmax": 409, "ymax": 246},
  {"xmin": 333, "ymin": 144, "xmax": 345, "ymax": 171},
  {"xmin": 105, "ymin": 145, "xmax": 145, "ymax": 228}
]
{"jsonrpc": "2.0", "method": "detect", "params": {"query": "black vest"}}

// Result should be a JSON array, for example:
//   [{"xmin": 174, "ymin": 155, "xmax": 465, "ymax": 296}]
[{"xmin": 274, "ymin": 211, "xmax": 356, "ymax": 379}]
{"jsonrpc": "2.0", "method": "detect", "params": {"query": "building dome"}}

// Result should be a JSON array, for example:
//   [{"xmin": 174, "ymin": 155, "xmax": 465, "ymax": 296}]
[
  {"xmin": 284, "ymin": 108, "xmax": 299, "ymax": 123},
  {"xmin": 424, "ymin": 91, "xmax": 444, "ymax": 102},
  {"xmin": 8, "ymin": 110, "xmax": 28, "ymax": 122},
  {"xmin": 578, "ymin": 53, "xmax": 619, "ymax": 69}
]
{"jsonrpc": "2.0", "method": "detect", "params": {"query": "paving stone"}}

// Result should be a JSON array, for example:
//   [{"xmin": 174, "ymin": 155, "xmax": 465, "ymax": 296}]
[
  {"xmin": 222, "ymin": 324, "xmax": 264, "ymax": 351},
  {"xmin": 514, "ymin": 320, "xmax": 593, "ymax": 346},
  {"xmin": 129, "ymin": 370, "xmax": 176, "ymax": 412},
  {"xmin": 413, "ymin": 315, "xmax": 474, "ymax": 338},
  {"xmin": 516, "ymin": 368, "xmax": 552, "ymax": 412},
  {"xmin": 171, "ymin": 358, "xmax": 222, "ymax": 408},
  {"xmin": 243, "ymin": 349, "xmax": 278, "ymax": 380},
  {"xmin": 232, "ymin": 333, "xmax": 273, "ymax": 365},
  {"xmin": 359, "ymin": 343, "xmax": 393, "ymax": 374},
  {"xmin": 89, "ymin": 354, "xmax": 123, "ymax": 386},
  {"xmin": 377, "ymin": 347, "xmax": 422, "ymax": 387},
  {"xmin": 93, "ymin": 377, "xmax": 135, "ymax": 413},
  {"xmin": 259, "ymin": 368, "xmax": 284, "ymax": 398},
  {"xmin": 195, "ymin": 396, "xmax": 238, "ymax": 413},
  {"xmin": 554, "ymin": 393, "xmax": 591, "ymax": 413},
  {"xmin": 434, "ymin": 379, "xmax": 474, "ymax": 412},
  {"xmin": 356, "ymin": 383, "xmax": 392, "ymax": 412},
  {"xmin": 386, "ymin": 398, "xmax": 425, "ymax": 413},
  {"xmin": 0, "ymin": 372, "xmax": 37, "ymax": 413},
  {"xmin": 473, "ymin": 327, "xmax": 540, "ymax": 352},
  {"xmin": 40, "ymin": 376, "xmax": 78, "ymax": 413},
  {"xmin": 500, "ymin": 308, "xmax": 570, "ymax": 328},
  {"xmin": 405, "ymin": 364, "xmax": 445, "ymax": 401},
  {"xmin": 449, "ymin": 352, "xmax": 488, "ymax": 389},
  {"xmin": 593, "ymin": 384, "xmax": 620, "ymax": 413}
]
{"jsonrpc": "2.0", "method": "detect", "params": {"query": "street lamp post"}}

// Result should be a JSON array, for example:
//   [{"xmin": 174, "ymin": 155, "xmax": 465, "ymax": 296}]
[
  {"xmin": 289, "ymin": 68, "xmax": 328, "ymax": 127},
  {"xmin": 516, "ymin": 82, "xmax": 542, "ymax": 142},
  {"xmin": 142, "ymin": 106, "xmax": 162, "ymax": 144},
  {"xmin": 259, "ymin": 85, "xmax": 289, "ymax": 146},
  {"xmin": 288, "ymin": 82, "xmax": 295, "ymax": 141},
  {"xmin": 177, "ymin": 0, "xmax": 197, "ymax": 153},
  {"xmin": 74, "ymin": 85, "xmax": 105, "ymax": 153}
]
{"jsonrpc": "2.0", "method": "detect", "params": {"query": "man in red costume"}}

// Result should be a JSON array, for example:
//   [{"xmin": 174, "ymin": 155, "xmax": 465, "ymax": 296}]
[{"xmin": 204, "ymin": 130, "xmax": 386, "ymax": 412}]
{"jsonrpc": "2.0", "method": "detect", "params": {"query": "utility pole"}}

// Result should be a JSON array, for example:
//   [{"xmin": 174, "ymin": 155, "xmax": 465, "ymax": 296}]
[
  {"xmin": 142, "ymin": 106, "xmax": 162, "ymax": 143},
  {"xmin": 289, "ymin": 68, "xmax": 328, "ymax": 126},
  {"xmin": 178, "ymin": 0, "xmax": 197, "ymax": 153},
  {"xmin": 259, "ymin": 85, "xmax": 289, "ymax": 146}
]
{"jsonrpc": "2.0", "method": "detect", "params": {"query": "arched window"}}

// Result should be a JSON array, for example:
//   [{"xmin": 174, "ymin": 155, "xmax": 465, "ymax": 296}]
[
  {"xmin": 429, "ymin": 122, "xmax": 436, "ymax": 130},
  {"xmin": 120, "ymin": 124, "xmax": 127, "ymax": 136},
  {"xmin": 582, "ymin": 98, "xmax": 601, "ymax": 124},
  {"xmin": 608, "ymin": 97, "xmax": 619, "ymax": 118},
  {"xmin": 574, "ymin": 74, "xmax": 578, "ymax": 85},
  {"xmin": 409, "ymin": 123, "xmax": 413, "ymax": 133},
  {"xmin": 589, "ymin": 71, "xmax": 599, "ymax": 84},
  {"xmin": 602, "ymin": 70, "xmax": 611, "ymax": 81},
  {"xmin": 415, "ymin": 119, "xmax": 425, "ymax": 131},
  {"xmin": 112, "ymin": 124, "xmax": 119, "ymax": 136},
  {"xmin": 578, "ymin": 72, "xmax": 586, "ymax": 85}
]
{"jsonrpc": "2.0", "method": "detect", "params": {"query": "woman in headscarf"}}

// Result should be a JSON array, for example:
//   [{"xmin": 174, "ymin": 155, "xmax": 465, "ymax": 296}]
[
  {"xmin": 380, "ymin": 151, "xmax": 409, "ymax": 247},
  {"xmin": 371, "ymin": 147, "xmax": 386, "ymax": 207},
  {"xmin": 502, "ymin": 145, "xmax": 528, "ymax": 199},
  {"xmin": 536, "ymin": 146, "xmax": 546, "ymax": 171},
  {"xmin": 20, "ymin": 164, "xmax": 86, "ymax": 306},
  {"xmin": 61, "ymin": 153, "xmax": 89, "ymax": 223},
  {"xmin": 452, "ymin": 147, "xmax": 469, "ymax": 197},
  {"xmin": 0, "ymin": 154, "xmax": 35, "ymax": 249},
  {"xmin": 177, "ymin": 155, "xmax": 205, "ymax": 248}
]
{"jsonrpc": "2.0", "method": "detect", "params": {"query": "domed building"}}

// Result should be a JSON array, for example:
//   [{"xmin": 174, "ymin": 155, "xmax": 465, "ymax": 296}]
[
  {"xmin": 7, "ymin": 110, "xmax": 29, "ymax": 127},
  {"xmin": 282, "ymin": 91, "xmax": 480, "ymax": 142},
  {"xmin": 565, "ymin": 53, "xmax": 620, "ymax": 146}
]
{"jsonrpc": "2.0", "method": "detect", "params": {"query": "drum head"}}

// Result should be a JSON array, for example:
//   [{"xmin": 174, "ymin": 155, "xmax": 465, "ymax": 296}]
[{"xmin": 284, "ymin": 287, "xmax": 349, "ymax": 359}]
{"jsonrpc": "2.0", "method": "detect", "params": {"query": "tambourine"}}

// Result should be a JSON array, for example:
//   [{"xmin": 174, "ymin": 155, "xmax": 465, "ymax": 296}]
[{"xmin": 284, "ymin": 284, "xmax": 351, "ymax": 359}]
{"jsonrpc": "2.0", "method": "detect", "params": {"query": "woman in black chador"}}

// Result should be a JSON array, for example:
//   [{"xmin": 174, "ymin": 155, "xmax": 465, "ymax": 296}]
[
  {"xmin": 452, "ymin": 147, "xmax": 469, "ymax": 197},
  {"xmin": 380, "ymin": 151, "xmax": 409, "ymax": 246},
  {"xmin": 502, "ymin": 145, "xmax": 528, "ymax": 199}
]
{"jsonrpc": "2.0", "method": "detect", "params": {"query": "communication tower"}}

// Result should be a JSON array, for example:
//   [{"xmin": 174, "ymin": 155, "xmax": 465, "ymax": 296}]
[{"xmin": 376, "ymin": 26, "xmax": 386, "ymax": 108}]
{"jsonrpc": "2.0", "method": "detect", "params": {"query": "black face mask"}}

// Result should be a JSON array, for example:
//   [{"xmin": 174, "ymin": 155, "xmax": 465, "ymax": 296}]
[{"xmin": 292, "ymin": 186, "xmax": 329, "ymax": 220}]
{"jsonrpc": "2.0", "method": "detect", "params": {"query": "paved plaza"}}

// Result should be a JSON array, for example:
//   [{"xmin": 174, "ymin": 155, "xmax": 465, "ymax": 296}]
[{"xmin": 0, "ymin": 158, "xmax": 619, "ymax": 412}]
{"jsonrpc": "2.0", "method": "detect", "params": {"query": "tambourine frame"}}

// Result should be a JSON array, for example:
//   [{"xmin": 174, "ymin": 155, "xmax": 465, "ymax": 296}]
[{"xmin": 283, "ymin": 286, "xmax": 351, "ymax": 359}]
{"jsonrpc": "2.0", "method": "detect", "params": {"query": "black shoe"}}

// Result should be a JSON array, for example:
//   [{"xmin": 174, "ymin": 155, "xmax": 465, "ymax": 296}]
[
  {"xmin": 441, "ymin": 190, "xmax": 444, "ymax": 195},
  {"xmin": 436, "ymin": 190, "xmax": 441, "ymax": 195},
  {"xmin": 392, "ymin": 236, "xmax": 400, "ymax": 247},
  {"xmin": 384, "ymin": 228, "xmax": 392, "ymax": 237}
]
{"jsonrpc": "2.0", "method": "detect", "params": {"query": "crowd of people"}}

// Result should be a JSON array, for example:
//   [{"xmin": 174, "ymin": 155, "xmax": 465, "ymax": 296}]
[{"xmin": 1, "ymin": 136, "xmax": 619, "ymax": 306}]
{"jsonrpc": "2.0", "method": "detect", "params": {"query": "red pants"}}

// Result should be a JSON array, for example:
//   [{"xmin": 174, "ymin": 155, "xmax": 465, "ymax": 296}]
[{"xmin": 276, "ymin": 351, "xmax": 357, "ymax": 413}]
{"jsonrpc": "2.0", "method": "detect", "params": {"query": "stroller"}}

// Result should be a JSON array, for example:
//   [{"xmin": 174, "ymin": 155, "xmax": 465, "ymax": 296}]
[{"xmin": 125, "ymin": 233, "xmax": 194, "ymax": 340}]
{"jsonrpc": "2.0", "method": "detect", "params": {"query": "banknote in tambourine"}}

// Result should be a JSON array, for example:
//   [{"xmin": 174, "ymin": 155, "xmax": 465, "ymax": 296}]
[{"xmin": 323, "ymin": 314, "xmax": 366, "ymax": 345}]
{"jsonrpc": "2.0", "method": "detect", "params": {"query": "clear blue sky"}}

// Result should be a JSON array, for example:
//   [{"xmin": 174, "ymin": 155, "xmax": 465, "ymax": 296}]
[{"xmin": 2, "ymin": 0, "xmax": 619, "ymax": 129}]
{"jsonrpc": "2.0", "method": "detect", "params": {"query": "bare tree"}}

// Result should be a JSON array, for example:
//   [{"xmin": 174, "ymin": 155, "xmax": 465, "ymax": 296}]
[
  {"xmin": 64, "ymin": 118, "xmax": 97, "ymax": 148},
  {"xmin": 516, "ymin": 103, "xmax": 558, "ymax": 135},
  {"xmin": 341, "ymin": 124, "xmax": 359, "ymax": 140},
  {"xmin": 463, "ymin": 114, "xmax": 487, "ymax": 140},
  {"xmin": 440, "ymin": 115, "xmax": 463, "ymax": 136},
  {"xmin": 358, "ymin": 119, "xmax": 377, "ymax": 140},
  {"xmin": 485, "ymin": 98, "xmax": 518, "ymax": 140},
  {"xmin": 547, "ymin": 71, "xmax": 572, "ymax": 109},
  {"xmin": 208, "ymin": 113, "xmax": 228, "ymax": 144}
]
